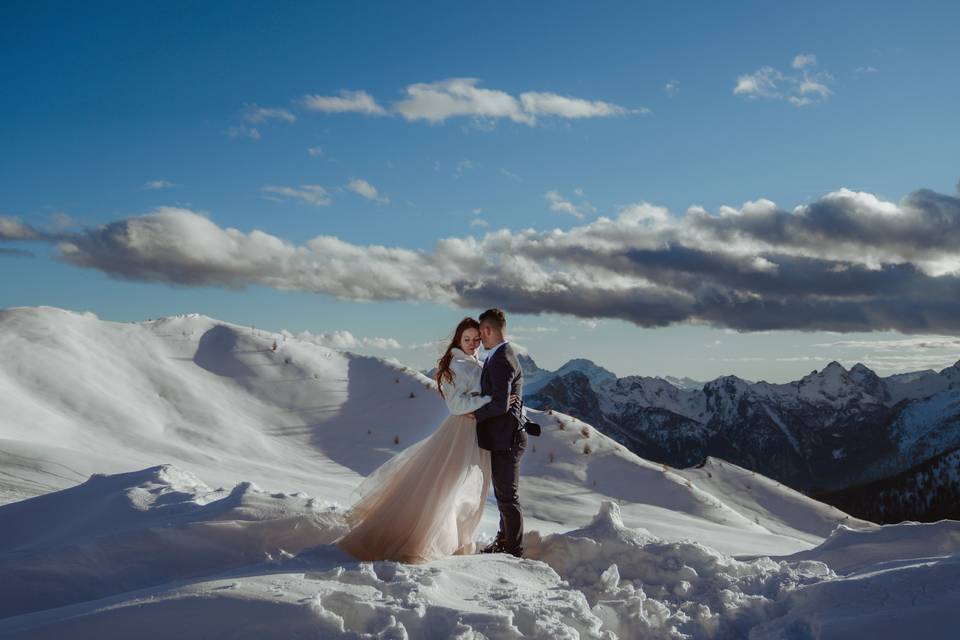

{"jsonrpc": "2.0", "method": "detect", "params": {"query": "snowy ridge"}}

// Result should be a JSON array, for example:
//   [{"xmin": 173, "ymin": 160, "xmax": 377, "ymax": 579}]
[{"xmin": 1, "ymin": 306, "xmax": 960, "ymax": 638}]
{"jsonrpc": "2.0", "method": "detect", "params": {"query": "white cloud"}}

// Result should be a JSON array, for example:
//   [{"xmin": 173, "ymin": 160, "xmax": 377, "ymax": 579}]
[
  {"xmin": 519, "ymin": 91, "xmax": 630, "ymax": 119},
  {"xmin": 734, "ymin": 66, "xmax": 785, "ymax": 99},
  {"xmin": 302, "ymin": 90, "xmax": 388, "ymax": 116},
  {"xmin": 46, "ymin": 183, "xmax": 960, "ymax": 336},
  {"xmin": 296, "ymin": 329, "xmax": 402, "ymax": 350},
  {"xmin": 470, "ymin": 218, "xmax": 489, "ymax": 228},
  {"xmin": 854, "ymin": 66, "xmax": 879, "ymax": 74},
  {"xmin": 665, "ymin": 80, "xmax": 680, "ymax": 96},
  {"xmin": 792, "ymin": 53, "xmax": 817, "ymax": 69},
  {"xmin": 307, "ymin": 146, "xmax": 324, "ymax": 157},
  {"xmin": 345, "ymin": 179, "xmax": 388, "ymax": 204},
  {"xmin": 0, "ymin": 216, "xmax": 41, "ymax": 240},
  {"xmin": 510, "ymin": 325, "xmax": 558, "ymax": 336},
  {"xmin": 546, "ymin": 190, "xmax": 595, "ymax": 219},
  {"xmin": 812, "ymin": 336, "xmax": 960, "ymax": 351},
  {"xmin": 244, "ymin": 104, "xmax": 296, "ymax": 124},
  {"xmin": 390, "ymin": 78, "xmax": 635, "ymax": 126},
  {"xmin": 500, "ymin": 168, "xmax": 522, "ymax": 182},
  {"xmin": 144, "ymin": 180, "xmax": 176, "ymax": 190},
  {"xmin": 225, "ymin": 125, "xmax": 261, "ymax": 140},
  {"xmin": 734, "ymin": 57, "xmax": 833, "ymax": 107},
  {"xmin": 394, "ymin": 78, "xmax": 532, "ymax": 124},
  {"xmin": 261, "ymin": 184, "xmax": 332, "ymax": 207}
]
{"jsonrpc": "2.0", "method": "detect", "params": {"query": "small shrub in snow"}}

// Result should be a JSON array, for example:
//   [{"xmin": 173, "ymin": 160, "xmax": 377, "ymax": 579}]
[
  {"xmin": 271, "ymin": 340, "xmax": 278, "ymax": 352},
  {"xmin": 548, "ymin": 452, "xmax": 555, "ymax": 463},
  {"xmin": 580, "ymin": 425, "xmax": 590, "ymax": 438},
  {"xmin": 393, "ymin": 435, "xmax": 400, "ymax": 445},
  {"xmin": 409, "ymin": 391, "xmax": 416, "ymax": 399},
  {"xmin": 284, "ymin": 356, "xmax": 291, "ymax": 364},
  {"xmin": 583, "ymin": 444, "xmax": 592, "ymax": 455},
  {"xmin": 557, "ymin": 420, "xmax": 566, "ymax": 431}
]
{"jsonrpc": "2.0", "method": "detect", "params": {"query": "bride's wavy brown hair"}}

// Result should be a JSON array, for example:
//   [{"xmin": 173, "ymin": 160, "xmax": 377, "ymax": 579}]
[{"xmin": 435, "ymin": 317, "xmax": 481, "ymax": 399}]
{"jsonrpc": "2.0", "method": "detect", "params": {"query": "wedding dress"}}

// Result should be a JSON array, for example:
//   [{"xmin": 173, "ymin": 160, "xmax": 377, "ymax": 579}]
[{"xmin": 335, "ymin": 347, "xmax": 494, "ymax": 563}]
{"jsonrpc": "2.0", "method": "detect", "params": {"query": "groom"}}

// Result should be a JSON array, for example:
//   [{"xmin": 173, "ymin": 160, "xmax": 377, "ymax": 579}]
[{"xmin": 473, "ymin": 308, "xmax": 527, "ymax": 558}]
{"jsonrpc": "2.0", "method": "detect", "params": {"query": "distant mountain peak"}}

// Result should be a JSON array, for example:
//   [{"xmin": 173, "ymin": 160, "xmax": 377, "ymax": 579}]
[
  {"xmin": 555, "ymin": 358, "xmax": 618, "ymax": 388},
  {"xmin": 517, "ymin": 353, "xmax": 543, "ymax": 373}
]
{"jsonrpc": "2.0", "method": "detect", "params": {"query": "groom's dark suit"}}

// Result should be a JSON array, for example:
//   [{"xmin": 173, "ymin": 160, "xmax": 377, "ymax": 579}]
[{"xmin": 474, "ymin": 342, "xmax": 526, "ymax": 554}]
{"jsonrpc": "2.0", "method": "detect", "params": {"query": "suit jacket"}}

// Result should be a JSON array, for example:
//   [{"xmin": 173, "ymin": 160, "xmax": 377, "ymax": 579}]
[{"xmin": 475, "ymin": 343, "xmax": 524, "ymax": 451}]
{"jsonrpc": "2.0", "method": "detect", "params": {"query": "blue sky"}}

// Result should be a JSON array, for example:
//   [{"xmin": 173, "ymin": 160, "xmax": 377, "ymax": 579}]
[{"xmin": 3, "ymin": 1, "xmax": 960, "ymax": 382}]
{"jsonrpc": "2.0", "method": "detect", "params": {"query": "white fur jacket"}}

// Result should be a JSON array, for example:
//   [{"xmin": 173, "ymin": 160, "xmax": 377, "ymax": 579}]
[{"xmin": 440, "ymin": 348, "xmax": 492, "ymax": 415}]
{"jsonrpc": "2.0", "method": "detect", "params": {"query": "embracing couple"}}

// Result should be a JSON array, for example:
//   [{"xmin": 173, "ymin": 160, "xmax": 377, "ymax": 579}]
[{"xmin": 335, "ymin": 308, "xmax": 536, "ymax": 563}]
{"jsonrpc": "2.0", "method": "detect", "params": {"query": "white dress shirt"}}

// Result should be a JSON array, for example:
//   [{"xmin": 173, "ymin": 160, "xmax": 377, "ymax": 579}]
[{"xmin": 482, "ymin": 340, "xmax": 508, "ymax": 365}]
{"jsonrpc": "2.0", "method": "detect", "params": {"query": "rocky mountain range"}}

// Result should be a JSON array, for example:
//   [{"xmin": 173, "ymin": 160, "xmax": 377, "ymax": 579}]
[{"xmin": 521, "ymin": 354, "xmax": 960, "ymax": 523}]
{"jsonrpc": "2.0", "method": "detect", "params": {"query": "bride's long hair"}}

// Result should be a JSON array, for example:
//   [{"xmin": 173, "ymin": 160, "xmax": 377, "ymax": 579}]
[{"xmin": 435, "ymin": 317, "xmax": 481, "ymax": 398}]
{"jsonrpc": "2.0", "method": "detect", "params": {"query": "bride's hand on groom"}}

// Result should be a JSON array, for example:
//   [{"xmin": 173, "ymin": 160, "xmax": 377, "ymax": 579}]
[{"xmin": 467, "ymin": 396, "xmax": 519, "ymax": 421}]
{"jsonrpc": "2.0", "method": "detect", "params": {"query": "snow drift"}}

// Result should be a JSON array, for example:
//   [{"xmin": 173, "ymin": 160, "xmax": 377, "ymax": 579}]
[{"xmin": 1, "ymin": 306, "xmax": 959, "ymax": 638}]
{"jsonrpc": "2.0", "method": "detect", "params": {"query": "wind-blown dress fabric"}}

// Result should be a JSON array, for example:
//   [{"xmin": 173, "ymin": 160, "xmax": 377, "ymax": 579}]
[{"xmin": 335, "ymin": 348, "xmax": 493, "ymax": 563}]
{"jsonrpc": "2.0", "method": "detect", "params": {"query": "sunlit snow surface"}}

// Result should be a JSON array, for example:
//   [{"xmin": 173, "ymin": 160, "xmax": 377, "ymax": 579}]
[{"xmin": 1, "ymin": 306, "xmax": 959, "ymax": 638}]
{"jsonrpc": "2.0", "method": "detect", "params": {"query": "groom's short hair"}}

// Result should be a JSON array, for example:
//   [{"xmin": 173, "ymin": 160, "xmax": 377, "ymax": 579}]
[{"xmin": 479, "ymin": 308, "xmax": 506, "ymax": 331}]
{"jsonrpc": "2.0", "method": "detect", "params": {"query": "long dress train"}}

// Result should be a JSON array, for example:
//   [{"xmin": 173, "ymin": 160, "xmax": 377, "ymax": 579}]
[{"xmin": 335, "ymin": 348, "xmax": 493, "ymax": 563}]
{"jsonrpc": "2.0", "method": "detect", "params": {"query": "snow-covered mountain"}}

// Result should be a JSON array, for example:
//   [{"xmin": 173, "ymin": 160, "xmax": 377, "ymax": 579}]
[
  {"xmin": 525, "ymin": 353, "xmax": 960, "ymax": 521},
  {"xmin": 2, "ymin": 306, "xmax": 960, "ymax": 638}
]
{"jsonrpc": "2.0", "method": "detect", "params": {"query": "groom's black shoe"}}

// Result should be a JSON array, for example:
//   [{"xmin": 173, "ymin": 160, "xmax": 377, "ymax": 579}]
[
  {"xmin": 480, "ymin": 534, "xmax": 505, "ymax": 554},
  {"xmin": 503, "ymin": 546, "xmax": 523, "ymax": 559}
]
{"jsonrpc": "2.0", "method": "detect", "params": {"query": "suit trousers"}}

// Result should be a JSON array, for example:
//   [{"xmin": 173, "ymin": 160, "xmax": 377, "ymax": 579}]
[{"xmin": 490, "ymin": 428, "xmax": 527, "ymax": 551}]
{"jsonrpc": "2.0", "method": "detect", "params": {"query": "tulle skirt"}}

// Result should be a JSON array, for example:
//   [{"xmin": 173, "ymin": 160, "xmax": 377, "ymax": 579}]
[{"xmin": 335, "ymin": 413, "xmax": 492, "ymax": 563}]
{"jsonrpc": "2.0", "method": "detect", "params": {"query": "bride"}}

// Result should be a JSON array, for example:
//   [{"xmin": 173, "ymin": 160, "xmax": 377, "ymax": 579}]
[{"xmin": 335, "ymin": 317, "xmax": 516, "ymax": 563}]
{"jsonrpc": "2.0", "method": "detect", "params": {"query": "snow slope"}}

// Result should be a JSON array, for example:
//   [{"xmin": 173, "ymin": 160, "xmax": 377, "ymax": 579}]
[{"xmin": 1, "ymin": 306, "xmax": 958, "ymax": 638}]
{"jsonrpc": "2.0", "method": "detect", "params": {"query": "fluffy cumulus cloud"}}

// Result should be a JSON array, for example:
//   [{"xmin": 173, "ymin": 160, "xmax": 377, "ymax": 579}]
[
  {"xmin": 306, "ymin": 78, "xmax": 641, "ymax": 127},
  {"xmin": 17, "ymin": 184, "xmax": 960, "ymax": 335},
  {"xmin": 345, "ymin": 179, "xmax": 388, "ymax": 204},
  {"xmin": 735, "ymin": 54, "xmax": 833, "ymax": 107}
]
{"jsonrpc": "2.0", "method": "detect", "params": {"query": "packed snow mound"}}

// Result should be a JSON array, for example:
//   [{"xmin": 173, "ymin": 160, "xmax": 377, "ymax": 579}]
[
  {"xmin": 778, "ymin": 518, "xmax": 960, "ymax": 574},
  {"xmin": 0, "ymin": 465, "xmax": 345, "ymax": 619},
  {"xmin": 525, "ymin": 500, "xmax": 834, "ymax": 639},
  {"xmin": 3, "ymin": 468, "xmax": 957, "ymax": 639}
]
